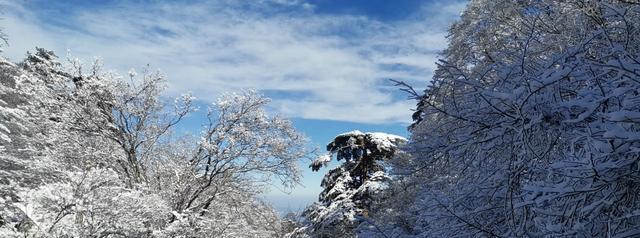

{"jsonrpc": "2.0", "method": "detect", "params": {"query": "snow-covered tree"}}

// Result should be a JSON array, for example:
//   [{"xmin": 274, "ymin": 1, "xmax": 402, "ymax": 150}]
[
  {"xmin": 377, "ymin": 0, "xmax": 640, "ymax": 237},
  {"xmin": 108, "ymin": 69, "xmax": 194, "ymax": 186},
  {"xmin": 0, "ymin": 48, "xmax": 114, "ymax": 236},
  {"xmin": 290, "ymin": 131, "xmax": 405, "ymax": 237},
  {"xmin": 0, "ymin": 47, "xmax": 309, "ymax": 237},
  {"xmin": 150, "ymin": 90, "xmax": 307, "ymax": 236}
]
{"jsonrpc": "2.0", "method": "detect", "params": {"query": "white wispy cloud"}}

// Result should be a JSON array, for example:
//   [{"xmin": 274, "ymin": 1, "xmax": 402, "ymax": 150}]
[{"xmin": 1, "ymin": 0, "xmax": 466, "ymax": 124}]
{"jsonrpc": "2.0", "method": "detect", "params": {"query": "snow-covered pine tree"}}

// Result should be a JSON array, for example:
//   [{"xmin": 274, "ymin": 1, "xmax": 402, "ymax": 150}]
[{"xmin": 290, "ymin": 131, "xmax": 406, "ymax": 237}]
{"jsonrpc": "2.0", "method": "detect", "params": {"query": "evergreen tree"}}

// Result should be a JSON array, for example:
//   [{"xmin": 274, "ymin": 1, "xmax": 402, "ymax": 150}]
[{"xmin": 290, "ymin": 131, "xmax": 405, "ymax": 237}]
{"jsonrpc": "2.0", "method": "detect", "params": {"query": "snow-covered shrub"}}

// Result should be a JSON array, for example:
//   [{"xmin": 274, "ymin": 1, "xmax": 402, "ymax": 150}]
[{"xmin": 19, "ymin": 168, "xmax": 170, "ymax": 237}]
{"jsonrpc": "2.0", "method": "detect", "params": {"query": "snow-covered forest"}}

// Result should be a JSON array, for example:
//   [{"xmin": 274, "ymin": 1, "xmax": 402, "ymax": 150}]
[{"xmin": 1, "ymin": 0, "xmax": 640, "ymax": 237}]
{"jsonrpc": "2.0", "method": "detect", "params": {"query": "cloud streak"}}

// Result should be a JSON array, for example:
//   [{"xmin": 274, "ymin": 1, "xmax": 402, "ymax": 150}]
[{"xmin": 1, "ymin": 0, "xmax": 466, "ymax": 124}]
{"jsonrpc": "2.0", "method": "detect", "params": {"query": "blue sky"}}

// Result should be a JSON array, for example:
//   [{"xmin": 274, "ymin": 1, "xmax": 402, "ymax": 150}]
[{"xmin": 1, "ymin": 0, "xmax": 466, "ymax": 213}]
